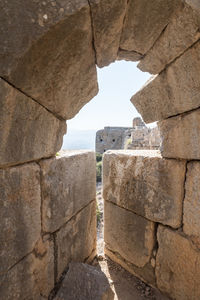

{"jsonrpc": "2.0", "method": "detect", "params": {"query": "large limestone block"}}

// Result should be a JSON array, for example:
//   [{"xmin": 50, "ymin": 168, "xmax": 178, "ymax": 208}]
[
  {"xmin": 136, "ymin": 54, "xmax": 200, "ymax": 125},
  {"xmin": 117, "ymin": 49, "xmax": 143, "ymax": 62},
  {"xmin": 0, "ymin": 163, "xmax": 41, "ymax": 274},
  {"xmin": 104, "ymin": 201, "xmax": 156, "ymax": 269},
  {"xmin": 89, "ymin": 0, "xmax": 127, "ymax": 67},
  {"xmin": 0, "ymin": 78, "xmax": 66, "ymax": 167},
  {"xmin": 55, "ymin": 263, "xmax": 114, "ymax": 300},
  {"xmin": 156, "ymin": 225, "xmax": 200, "ymax": 300},
  {"xmin": 120, "ymin": 0, "xmax": 182, "ymax": 55},
  {"xmin": 138, "ymin": 4, "xmax": 200, "ymax": 74},
  {"xmin": 103, "ymin": 150, "xmax": 186, "ymax": 228},
  {"xmin": 132, "ymin": 40, "xmax": 200, "ymax": 123},
  {"xmin": 40, "ymin": 150, "xmax": 96, "ymax": 233},
  {"xmin": 55, "ymin": 201, "xmax": 96, "ymax": 280},
  {"xmin": 0, "ymin": 0, "xmax": 98, "ymax": 119},
  {"xmin": 159, "ymin": 109, "xmax": 200, "ymax": 159},
  {"xmin": 0, "ymin": 238, "xmax": 54, "ymax": 300},
  {"xmin": 0, "ymin": 0, "xmax": 86, "ymax": 76},
  {"xmin": 186, "ymin": 0, "xmax": 200, "ymax": 11},
  {"xmin": 183, "ymin": 162, "xmax": 200, "ymax": 242}
]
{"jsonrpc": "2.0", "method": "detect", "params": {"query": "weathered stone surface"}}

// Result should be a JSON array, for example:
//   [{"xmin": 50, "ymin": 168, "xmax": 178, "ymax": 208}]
[
  {"xmin": 183, "ymin": 162, "xmax": 200, "ymax": 241},
  {"xmin": 89, "ymin": 0, "xmax": 127, "ymax": 67},
  {"xmin": 186, "ymin": 0, "xmax": 200, "ymax": 11},
  {"xmin": 39, "ymin": 150, "xmax": 96, "ymax": 233},
  {"xmin": 0, "ymin": 78, "xmax": 66, "ymax": 167},
  {"xmin": 156, "ymin": 225, "xmax": 200, "ymax": 300},
  {"xmin": 55, "ymin": 201, "xmax": 96, "ymax": 280},
  {"xmin": 103, "ymin": 150, "xmax": 186, "ymax": 228},
  {"xmin": 138, "ymin": 4, "xmax": 200, "ymax": 74},
  {"xmin": 0, "ymin": 0, "xmax": 98, "ymax": 119},
  {"xmin": 0, "ymin": 0, "xmax": 84, "ymax": 76},
  {"xmin": 124, "ymin": 125, "xmax": 161, "ymax": 151},
  {"xmin": 96, "ymin": 127, "xmax": 132, "ymax": 154},
  {"xmin": 104, "ymin": 201, "xmax": 156, "ymax": 269},
  {"xmin": 120, "ymin": 0, "xmax": 182, "ymax": 55},
  {"xmin": 148, "ymin": 127, "xmax": 161, "ymax": 150},
  {"xmin": 0, "ymin": 238, "xmax": 54, "ymax": 300},
  {"xmin": 55, "ymin": 263, "xmax": 114, "ymax": 300},
  {"xmin": 132, "ymin": 40, "xmax": 200, "ymax": 123},
  {"xmin": 117, "ymin": 49, "xmax": 143, "ymax": 62},
  {"xmin": 0, "ymin": 163, "xmax": 41, "ymax": 274},
  {"xmin": 159, "ymin": 109, "xmax": 200, "ymax": 159}
]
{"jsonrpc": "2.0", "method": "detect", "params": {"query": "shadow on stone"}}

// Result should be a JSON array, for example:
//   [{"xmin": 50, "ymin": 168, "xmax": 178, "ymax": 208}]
[{"xmin": 54, "ymin": 262, "xmax": 114, "ymax": 300}]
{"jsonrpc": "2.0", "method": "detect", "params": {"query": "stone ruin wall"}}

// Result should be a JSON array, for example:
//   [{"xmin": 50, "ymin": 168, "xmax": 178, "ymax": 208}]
[
  {"xmin": 124, "ymin": 117, "xmax": 161, "ymax": 150},
  {"xmin": 0, "ymin": 150, "xmax": 97, "ymax": 299},
  {"xmin": 1, "ymin": 0, "xmax": 200, "ymax": 299},
  {"xmin": 96, "ymin": 126, "xmax": 132, "ymax": 153},
  {"xmin": 96, "ymin": 118, "xmax": 161, "ymax": 154}
]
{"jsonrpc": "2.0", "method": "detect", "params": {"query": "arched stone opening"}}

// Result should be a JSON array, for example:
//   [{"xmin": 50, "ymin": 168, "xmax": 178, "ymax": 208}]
[{"xmin": 1, "ymin": 0, "xmax": 200, "ymax": 299}]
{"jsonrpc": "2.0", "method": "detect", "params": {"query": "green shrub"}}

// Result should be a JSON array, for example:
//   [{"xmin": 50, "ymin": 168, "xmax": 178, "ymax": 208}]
[
  {"xmin": 96, "ymin": 153, "xmax": 103, "ymax": 163},
  {"xmin": 127, "ymin": 138, "xmax": 132, "ymax": 145},
  {"xmin": 96, "ymin": 153, "xmax": 103, "ymax": 182},
  {"xmin": 96, "ymin": 161, "xmax": 102, "ymax": 182}
]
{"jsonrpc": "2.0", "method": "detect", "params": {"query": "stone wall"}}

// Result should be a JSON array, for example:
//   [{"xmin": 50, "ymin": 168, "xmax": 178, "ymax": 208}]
[
  {"xmin": 124, "ymin": 118, "xmax": 161, "ymax": 150},
  {"xmin": 103, "ymin": 150, "xmax": 200, "ymax": 299},
  {"xmin": 96, "ymin": 118, "xmax": 161, "ymax": 154},
  {"xmin": 96, "ymin": 126, "xmax": 132, "ymax": 153},
  {"xmin": 0, "ymin": 150, "xmax": 96, "ymax": 299},
  {"xmin": 102, "ymin": 1, "xmax": 200, "ymax": 298},
  {"xmin": 1, "ymin": 0, "xmax": 200, "ymax": 299}
]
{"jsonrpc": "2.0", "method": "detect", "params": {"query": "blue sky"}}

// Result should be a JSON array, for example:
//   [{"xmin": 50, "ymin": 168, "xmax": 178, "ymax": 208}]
[{"xmin": 67, "ymin": 61, "xmax": 151, "ymax": 131}]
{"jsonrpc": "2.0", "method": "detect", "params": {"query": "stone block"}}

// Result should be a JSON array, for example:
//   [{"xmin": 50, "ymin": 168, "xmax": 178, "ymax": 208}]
[
  {"xmin": 156, "ymin": 225, "xmax": 200, "ymax": 300},
  {"xmin": 138, "ymin": 4, "xmax": 200, "ymax": 74},
  {"xmin": 89, "ymin": 0, "xmax": 127, "ymax": 67},
  {"xmin": 0, "ymin": 78, "xmax": 66, "ymax": 167},
  {"xmin": 117, "ymin": 49, "xmax": 143, "ymax": 62},
  {"xmin": 104, "ymin": 201, "xmax": 156, "ymax": 269},
  {"xmin": 0, "ymin": 163, "xmax": 41, "ymax": 274},
  {"xmin": 55, "ymin": 263, "xmax": 114, "ymax": 300},
  {"xmin": 120, "ymin": 0, "xmax": 182, "ymax": 55},
  {"xmin": 183, "ymin": 162, "xmax": 200, "ymax": 242},
  {"xmin": 186, "ymin": 0, "xmax": 200, "ymax": 11},
  {"xmin": 0, "ymin": 238, "xmax": 54, "ymax": 300},
  {"xmin": 0, "ymin": 0, "xmax": 98, "ymax": 119},
  {"xmin": 39, "ymin": 150, "xmax": 96, "ymax": 233},
  {"xmin": 159, "ymin": 109, "xmax": 200, "ymax": 159},
  {"xmin": 55, "ymin": 201, "xmax": 96, "ymax": 280},
  {"xmin": 103, "ymin": 150, "xmax": 186, "ymax": 228},
  {"xmin": 132, "ymin": 40, "xmax": 200, "ymax": 123}
]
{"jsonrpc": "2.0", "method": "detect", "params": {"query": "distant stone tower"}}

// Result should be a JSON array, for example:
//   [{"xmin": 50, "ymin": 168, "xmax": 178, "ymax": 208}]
[{"xmin": 132, "ymin": 117, "xmax": 145, "ymax": 128}]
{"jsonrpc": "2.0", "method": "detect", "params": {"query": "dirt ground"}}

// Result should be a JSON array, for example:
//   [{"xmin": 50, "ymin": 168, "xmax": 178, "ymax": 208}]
[{"xmin": 96, "ymin": 183, "xmax": 170, "ymax": 300}]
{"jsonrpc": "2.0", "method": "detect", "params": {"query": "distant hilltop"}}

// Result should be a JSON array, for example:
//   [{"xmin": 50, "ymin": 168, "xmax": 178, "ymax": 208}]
[{"xmin": 96, "ymin": 117, "xmax": 161, "ymax": 154}]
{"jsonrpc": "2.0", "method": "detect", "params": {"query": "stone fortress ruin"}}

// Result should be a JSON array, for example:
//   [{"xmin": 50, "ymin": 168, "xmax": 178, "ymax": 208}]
[
  {"xmin": 96, "ymin": 126, "xmax": 133, "ymax": 153},
  {"xmin": 96, "ymin": 117, "xmax": 161, "ymax": 153},
  {"xmin": 1, "ymin": 0, "xmax": 200, "ymax": 299}
]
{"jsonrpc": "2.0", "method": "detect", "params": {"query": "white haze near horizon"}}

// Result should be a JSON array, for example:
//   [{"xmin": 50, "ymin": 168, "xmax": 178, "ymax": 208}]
[{"xmin": 62, "ymin": 61, "xmax": 152, "ymax": 150}]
